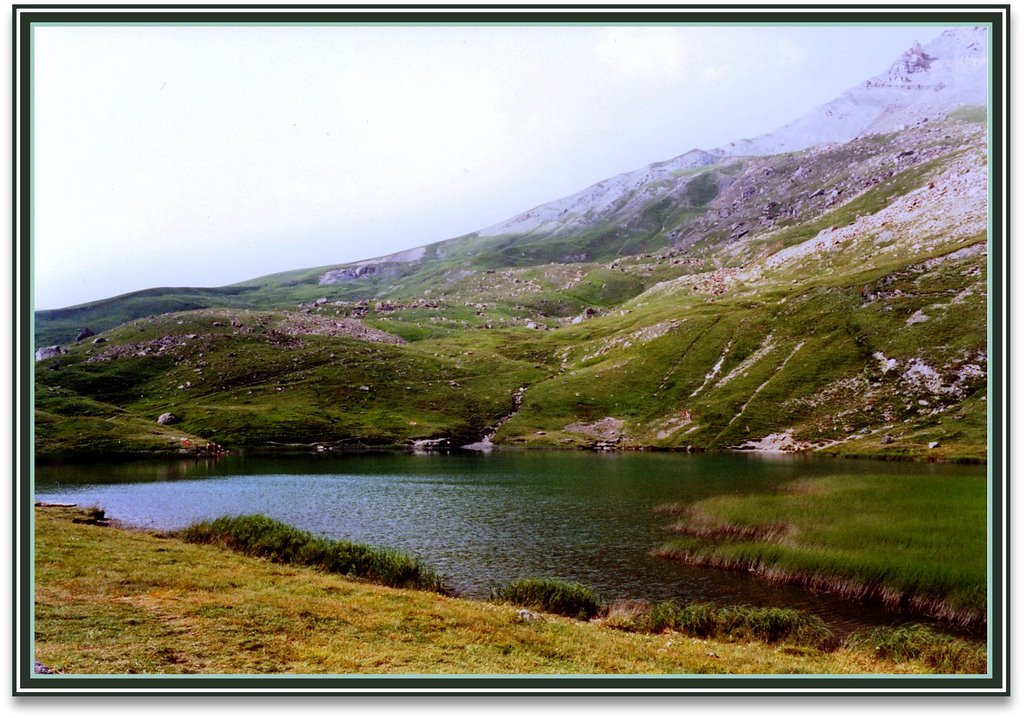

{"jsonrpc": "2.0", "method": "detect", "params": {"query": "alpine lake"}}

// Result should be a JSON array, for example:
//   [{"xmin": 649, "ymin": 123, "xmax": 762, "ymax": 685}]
[{"xmin": 34, "ymin": 449, "xmax": 987, "ymax": 637}]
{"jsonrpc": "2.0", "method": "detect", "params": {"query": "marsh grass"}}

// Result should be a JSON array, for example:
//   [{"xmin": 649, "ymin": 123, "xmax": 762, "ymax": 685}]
[
  {"xmin": 491, "ymin": 578, "xmax": 602, "ymax": 620},
  {"xmin": 180, "ymin": 514, "xmax": 449, "ymax": 593},
  {"xmin": 657, "ymin": 474, "xmax": 987, "ymax": 627},
  {"xmin": 605, "ymin": 600, "xmax": 834, "ymax": 649},
  {"xmin": 844, "ymin": 624, "xmax": 987, "ymax": 674}
]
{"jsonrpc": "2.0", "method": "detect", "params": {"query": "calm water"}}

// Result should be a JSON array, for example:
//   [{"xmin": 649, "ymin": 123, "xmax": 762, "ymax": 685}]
[{"xmin": 35, "ymin": 450, "xmax": 985, "ymax": 636}]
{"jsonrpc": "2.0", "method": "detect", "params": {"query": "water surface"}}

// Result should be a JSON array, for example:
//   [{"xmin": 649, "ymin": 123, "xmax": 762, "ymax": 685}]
[{"xmin": 35, "ymin": 450, "xmax": 985, "ymax": 635}]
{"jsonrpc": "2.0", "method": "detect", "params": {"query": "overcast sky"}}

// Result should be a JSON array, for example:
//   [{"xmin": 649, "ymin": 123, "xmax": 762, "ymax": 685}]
[{"xmin": 33, "ymin": 23, "xmax": 950, "ymax": 309}]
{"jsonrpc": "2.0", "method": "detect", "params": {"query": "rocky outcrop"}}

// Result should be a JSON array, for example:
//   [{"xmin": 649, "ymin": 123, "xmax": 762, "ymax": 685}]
[
  {"xmin": 157, "ymin": 412, "xmax": 180, "ymax": 425},
  {"xmin": 35, "ymin": 346, "xmax": 65, "ymax": 361},
  {"xmin": 319, "ymin": 263, "xmax": 379, "ymax": 283}
]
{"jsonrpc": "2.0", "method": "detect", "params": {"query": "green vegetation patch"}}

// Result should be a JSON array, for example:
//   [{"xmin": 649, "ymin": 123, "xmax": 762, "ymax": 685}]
[
  {"xmin": 658, "ymin": 474, "xmax": 987, "ymax": 626},
  {"xmin": 844, "ymin": 623, "xmax": 987, "ymax": 674},
  {"xmin": 180, "ymin": 514, "xmax": 448, "ymax": 594},
  {"xmin": 492, "ymin": 578, "xmax": 602, "ymax": 620},
  {"xmin": 607, "ymin": 601, "xmax": 833, "ymax": 650}
]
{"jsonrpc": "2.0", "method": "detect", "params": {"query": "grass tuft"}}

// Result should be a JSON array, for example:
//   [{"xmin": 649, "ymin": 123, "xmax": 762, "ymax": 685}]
[
  {"xmin": 604, "ymin": 600, "xmax": 832, "ymax": 649},
  {"xmin": 639, "ymin": 601, "xmax": 834, "ymax": 649},
  {"xmin": 491, "ymin": 578, "xmax": 602, "ymax": 620},
  {"xmin": 843, "ymin": 623, "xmax": 987, "ymax": 674},
  {"xmin": 179, "ymin": 514, "xmax": 449, "ymax": 594}
]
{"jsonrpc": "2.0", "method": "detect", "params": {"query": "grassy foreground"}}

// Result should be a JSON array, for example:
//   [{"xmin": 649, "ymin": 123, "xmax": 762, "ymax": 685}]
[
  {"xmin": 656, "ymin": 474, "xmax": 987, "ymax": 627},
  {"xmin": 33, "ymin": 507, "xmax": 984, "ymax": 675}
]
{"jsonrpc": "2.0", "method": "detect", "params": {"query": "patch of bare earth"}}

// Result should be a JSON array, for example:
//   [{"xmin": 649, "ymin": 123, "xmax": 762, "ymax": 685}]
[
  {"xmin": 564, "ymin": 417, "xmax": 625, "ymax": 441},
  {"xmin": 274, "ymin": 312, "xmax": 406, "ymax": 344}
]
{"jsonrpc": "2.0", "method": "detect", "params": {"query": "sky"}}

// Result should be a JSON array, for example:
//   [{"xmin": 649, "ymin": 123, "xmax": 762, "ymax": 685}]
[{"xmin": 32, "ymin": 23, "xmax": 952, "ymax": 309}]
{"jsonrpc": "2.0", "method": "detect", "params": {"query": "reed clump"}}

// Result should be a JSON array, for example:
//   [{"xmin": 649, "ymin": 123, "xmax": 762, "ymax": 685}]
[
  {"xmin": 179, "ymin": 514, "xmax": 449, "ymax": 593},
  {"xmin": 491, "ymin": 578, "xmax": 602, "ymax": 620},
  {"xmin": 843, "ymin": 623, "xmax": 987, "ymax": 674},
  {"xmin": 605, "ymin": 600, "xmax": 834, "ymax": 649}
]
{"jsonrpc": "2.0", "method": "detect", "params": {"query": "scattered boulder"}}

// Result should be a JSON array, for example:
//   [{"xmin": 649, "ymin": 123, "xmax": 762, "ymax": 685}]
[
  {"xmin": 928, "ymin": 441, "xmax": 941, "ymax": 449},
  {"xmin": 34, "ymin": 346, "xmax": 65, "ymax": 361},
  {"xmin": 881, "ymin": 434, "xmax": 894, "ymax": 445},
  {"xmin": 515, "ymin": 609, "xmax": 543, "ymax": 623},
  {"xmin": 75, "ymin": 328, "xmax": 95, "ymax": 341},
  {"xmin": 91, "ymin": 337, "xmax": 107, "ymax": 344},
  {"xmin": 157, "ymin": 412, "xmax": 180, "ymax": 426}
]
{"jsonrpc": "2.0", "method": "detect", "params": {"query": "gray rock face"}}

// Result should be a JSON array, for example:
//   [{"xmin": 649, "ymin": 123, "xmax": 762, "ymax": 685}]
[
  {"xmin": 75, "ymin": 328, "xmax": 95, "ymax": 341},
  {"xmin": 34, "ymin": 346, "xmax": 65, "ymax": 361},
  {"xmin": 92, "ymin": 337, "xmax": 107, "ymax": 344},
  {"xmin": 320, "ymin": 263, "xmax": 379, "ymax": 284},
  {"xmin": 157, "ymin": 412, "xmax": 180, "ymax": 425}
]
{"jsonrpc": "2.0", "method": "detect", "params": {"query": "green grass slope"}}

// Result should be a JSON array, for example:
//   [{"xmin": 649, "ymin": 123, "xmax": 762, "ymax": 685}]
[{"xmin": 33, "ymin": 111, "xmax": 989, "ymax": 460}]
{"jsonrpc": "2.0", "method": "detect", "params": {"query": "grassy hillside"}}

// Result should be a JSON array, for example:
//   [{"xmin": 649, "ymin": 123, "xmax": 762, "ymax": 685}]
[{"xmin": 33, "ymin": 111, "xmax": 988, "ymax": 461}]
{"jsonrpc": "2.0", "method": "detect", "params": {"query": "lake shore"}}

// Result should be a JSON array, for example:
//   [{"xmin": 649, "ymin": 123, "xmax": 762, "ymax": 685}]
[
  {"xmin": 33, "ymin": 506, "xmax": 984, "ymax": 676},
  {"xmin": 34, "ymin": 439, "xmax": 988, "ymax": 465}
]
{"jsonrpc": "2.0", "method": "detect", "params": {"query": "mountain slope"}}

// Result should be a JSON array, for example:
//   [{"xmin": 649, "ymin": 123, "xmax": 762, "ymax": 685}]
[
  {"xmin": 33, "ymin": 31, "xmax": 990, "ymax": 461},
  {"xmin": 720, "ymin": 27, "xmax": 987, "ymax": 156},
  {"xmin": 447, "ymin": 27, "xmax": 988, "ymax": 244}
]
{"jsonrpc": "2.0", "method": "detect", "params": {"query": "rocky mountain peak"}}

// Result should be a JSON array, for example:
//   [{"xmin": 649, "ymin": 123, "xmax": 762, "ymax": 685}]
[
  {"xmin": 421, "ymin": 27, "xmax": 988, "ymax": 247},
  {"xmin": 870, "ymin": 26, "xmax": 986, "ymax": 90},
  {"xmin": 719, "ymin": 27, "xmax": 987, "ymax": 158},
  {"xmin": 888, "ymin": 41, "xmax": 934, "ymax": 80}
]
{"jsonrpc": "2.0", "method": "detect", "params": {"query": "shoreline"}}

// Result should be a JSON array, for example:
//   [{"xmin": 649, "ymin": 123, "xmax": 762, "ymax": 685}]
[
  {"xmin": 32, "ymin": 506, "xmax": 987, "ymax": 675},
  {"xmin": 653, "ymin": 546, "xmax": 986, "ymax": 633},
  {"xmin": 33, "ymin": 441, "xmax": 988, "ymax": 465}
]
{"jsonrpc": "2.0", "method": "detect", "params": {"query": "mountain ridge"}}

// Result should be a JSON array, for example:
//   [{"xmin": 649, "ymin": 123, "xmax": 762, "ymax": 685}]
[
  {"xmin": 33, "ymin": 30, "xmax": 990, "ymax": 462},
  {"xmin": 463, "ymin": 27, "xmax": 986, "ymax": 245}
]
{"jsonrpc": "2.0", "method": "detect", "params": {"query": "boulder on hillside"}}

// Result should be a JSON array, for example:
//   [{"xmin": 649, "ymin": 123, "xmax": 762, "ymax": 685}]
[
  {"xmin": 157, "ymin": 412, "xmax": 180, "ymax": 425},
  {"xmin": 75, "ymin": 328, "xmax": 95, "ymax": 341},
  {"xmin": 34, "ymin": 346, "xmax": 65, "ymax": 361}
]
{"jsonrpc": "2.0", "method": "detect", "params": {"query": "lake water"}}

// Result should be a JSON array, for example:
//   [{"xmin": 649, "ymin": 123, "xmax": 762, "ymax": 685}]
[{"xmin": 34, "ymin": 450, "xmax": 985, "ymax": 636}]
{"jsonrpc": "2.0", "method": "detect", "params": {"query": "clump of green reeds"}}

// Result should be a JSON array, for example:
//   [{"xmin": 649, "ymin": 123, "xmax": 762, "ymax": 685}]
[
  {"xmin": 491, "ymin": 578, "xmax": 602, "ymax": 620},
  {"xmin": 179, "ymin": 514, "xmax": 449, "ymax": 594},
  {"xmin": 606, "ymin": 600, "xmax": 833, "ymax": 649},
  {"xmin": 843, "ymin": 623, "xmax": 987, "ymax": 674},
  {"xmin": 656, "ymin": 474, "xmax": 988, "ymax": 627}
]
